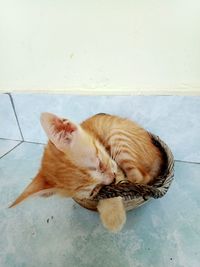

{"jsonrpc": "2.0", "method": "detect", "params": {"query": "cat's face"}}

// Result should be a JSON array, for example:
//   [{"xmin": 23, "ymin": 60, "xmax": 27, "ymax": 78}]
[
  {"xmin": 40, "ymin": 112, "xmax": 117, "ymax": 186},
  {"xmin": 85, "ymin": 139, "xmax": 117, "ymax": 186},
  {"xmin": 9, "ymin": 113, "xmax": 117, "ymax": 207}
]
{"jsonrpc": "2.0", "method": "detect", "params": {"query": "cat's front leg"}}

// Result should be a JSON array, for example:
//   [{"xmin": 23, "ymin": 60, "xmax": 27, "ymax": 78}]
[{"xmin": 97, "ymin": 197, "xmax": 126, "ymax": 233}]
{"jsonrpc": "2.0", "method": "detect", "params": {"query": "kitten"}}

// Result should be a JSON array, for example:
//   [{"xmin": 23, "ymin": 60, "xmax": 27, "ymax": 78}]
[{"xmin": 10, "ymin": 113, "xmax": 163, "ymax": 232}]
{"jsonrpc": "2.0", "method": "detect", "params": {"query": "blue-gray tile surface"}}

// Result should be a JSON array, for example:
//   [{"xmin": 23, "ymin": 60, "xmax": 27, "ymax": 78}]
[
  {"xmin": 0, "ymin": 94, "xmax": 22, "ymax": 140},
  {"xmin": 12, "ymin": 94, "xmax": 200, "ymax": 162},
  {"xmin": 0, "ymin": 142, "xmax": 200, "ymax": 267},
  {"xmin": 0, "ymin": 139, "xmax": 21, "ymax": 158}
]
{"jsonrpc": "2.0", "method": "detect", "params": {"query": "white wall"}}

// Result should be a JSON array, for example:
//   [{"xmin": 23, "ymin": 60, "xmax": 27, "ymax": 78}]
[{"xmin": 0, "ymin": 0, "xmax": 200, "ymax": 93}]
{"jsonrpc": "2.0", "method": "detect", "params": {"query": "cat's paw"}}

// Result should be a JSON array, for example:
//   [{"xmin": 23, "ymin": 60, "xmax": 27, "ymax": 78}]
[{"xmin": 97, "ymin": 197, "xmax": 126, "ymax": 233}]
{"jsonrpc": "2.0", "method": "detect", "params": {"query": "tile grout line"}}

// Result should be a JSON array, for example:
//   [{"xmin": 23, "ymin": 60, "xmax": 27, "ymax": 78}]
[
  {"xmin": 0, "ymin": 141, "xmax": 24, "ymax": 160},
  {"xmin": 6, "ymin": 93, "xmax": 24, "ymax": 141},
  {"xmin": 0, "ymin": 137, "xmax": 22, "ymax": 142},
  {"xmin": 23, "ymin": 140, "xmax": 45, "ymax": 145},
  {"xmin": 0, "ymin": 137, "xmax": 45, "ymax": 145},
  {"xmin": 175, "ymin": 159, "xmax": 200, "ymax": 165}
]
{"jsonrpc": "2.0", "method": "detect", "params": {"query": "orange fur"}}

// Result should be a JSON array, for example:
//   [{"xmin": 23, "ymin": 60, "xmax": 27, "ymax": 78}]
[
  {"xmin": 82, "ymin": 113, "xmax": 163, "ymax": 184},
  {"xmin": 10, "ymin": 113, "xmax": 163, "ymax": 208}
]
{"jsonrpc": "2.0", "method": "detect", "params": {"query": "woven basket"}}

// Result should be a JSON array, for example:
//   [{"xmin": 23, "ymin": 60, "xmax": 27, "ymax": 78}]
[{"xmin": 73, "ymin": 133, "xmax": 174, "ymax": 211}]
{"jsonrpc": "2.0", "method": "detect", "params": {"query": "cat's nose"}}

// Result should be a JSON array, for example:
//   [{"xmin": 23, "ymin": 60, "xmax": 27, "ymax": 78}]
[
  {"xmin": 111, "ymin": 172, "xmax": 116, "ymax": 180},
  {"xmin": 102, "ymin": 173, "xmax": 116, "ymax": 185}
]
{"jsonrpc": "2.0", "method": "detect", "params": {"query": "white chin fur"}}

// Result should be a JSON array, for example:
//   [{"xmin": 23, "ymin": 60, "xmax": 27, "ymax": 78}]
[{"xmin": 89, "ymin": 170, "xmax": 114, "ymax": 185}]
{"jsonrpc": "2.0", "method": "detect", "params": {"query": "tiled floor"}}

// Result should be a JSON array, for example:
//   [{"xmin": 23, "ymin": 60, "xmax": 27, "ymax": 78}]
[
  {"xmin": 0, "ymin": 139, "xmax": 21, "ymax": 158},
  {"xmin": 0, "ymin": 94, "xmax": 22, "ymax": 140},
  {"xmin": 11, "ymin": 94, "xmax": 200, "ymax": 162},
  {"xmin": 0, "ymin": 141, "xmax": 200, "ymax": 267},
  {"xmin": 0, "ymin": 94, "xmax": 200, "ymax": 267}
]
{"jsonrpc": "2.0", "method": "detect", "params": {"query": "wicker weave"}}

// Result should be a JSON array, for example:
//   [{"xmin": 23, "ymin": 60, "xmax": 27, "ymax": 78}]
[{"xmin": 73, "ymin": 133, "xmax": 174, "ymax": 211}]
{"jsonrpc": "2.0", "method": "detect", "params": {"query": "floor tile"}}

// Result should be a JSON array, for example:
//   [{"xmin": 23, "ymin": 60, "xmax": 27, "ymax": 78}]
[
  {"xmin": 0, "ymin": 139, "xmax": 21, "ymax": 158},
  {"xmin": 12, "ymin": 94, "xmax": 200, "ymax": 162},
  {"xmin": 0, "ymin": 94, "xmax": 22, "ymax": 140},
  {"xmin": 0, "ymin": 142, "xmax": 199, "ymax": 267}
]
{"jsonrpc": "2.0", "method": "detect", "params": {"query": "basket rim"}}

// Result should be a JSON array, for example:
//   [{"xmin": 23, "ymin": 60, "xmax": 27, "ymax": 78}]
[{"xmin": 88, "ymin": 132, "xmax": 174, "ymax": 202}]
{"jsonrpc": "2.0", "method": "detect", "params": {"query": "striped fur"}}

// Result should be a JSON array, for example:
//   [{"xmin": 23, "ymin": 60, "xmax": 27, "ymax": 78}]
[
  {"xmin": 10, "ymin": 113, "xmax": 163, "ymax": 214},
  {"xmin": 82, "ymin": 113, "xmax": 163, "ymax": 185}
]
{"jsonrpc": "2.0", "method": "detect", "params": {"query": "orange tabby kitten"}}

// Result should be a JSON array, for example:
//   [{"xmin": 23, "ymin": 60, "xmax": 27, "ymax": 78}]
[{"xmin": 10, "ymin": 113, "xmax": 163, "ymax": 232}]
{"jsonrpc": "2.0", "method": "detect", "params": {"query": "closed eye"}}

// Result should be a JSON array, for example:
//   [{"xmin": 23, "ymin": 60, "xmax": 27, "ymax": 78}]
[
  {"xmin": 88, "ymin": 158, "xmax": 105, "ymax": 172},
  {"xmin": 89, "ymin": 167, "xmax": 97, "ymax": 171},
  {"xmin": 99, "ymin": 161, "xmax": 106, "ymax": 173}
]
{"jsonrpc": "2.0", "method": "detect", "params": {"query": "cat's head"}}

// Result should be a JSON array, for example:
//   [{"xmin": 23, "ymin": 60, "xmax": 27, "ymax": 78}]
[{"xmin": 10, "ymin": 113, "xmax": 117, "ymax": 207}]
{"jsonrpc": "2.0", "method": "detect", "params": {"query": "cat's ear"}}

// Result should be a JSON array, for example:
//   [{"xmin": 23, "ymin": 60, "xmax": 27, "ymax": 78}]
[
  {"xmin": 40, "ymin": 112, "xmax": 78, "ymax": 151},
  {"xmin": 9, "ymin": 173, "xmax": 56, "ymax": 208}
]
